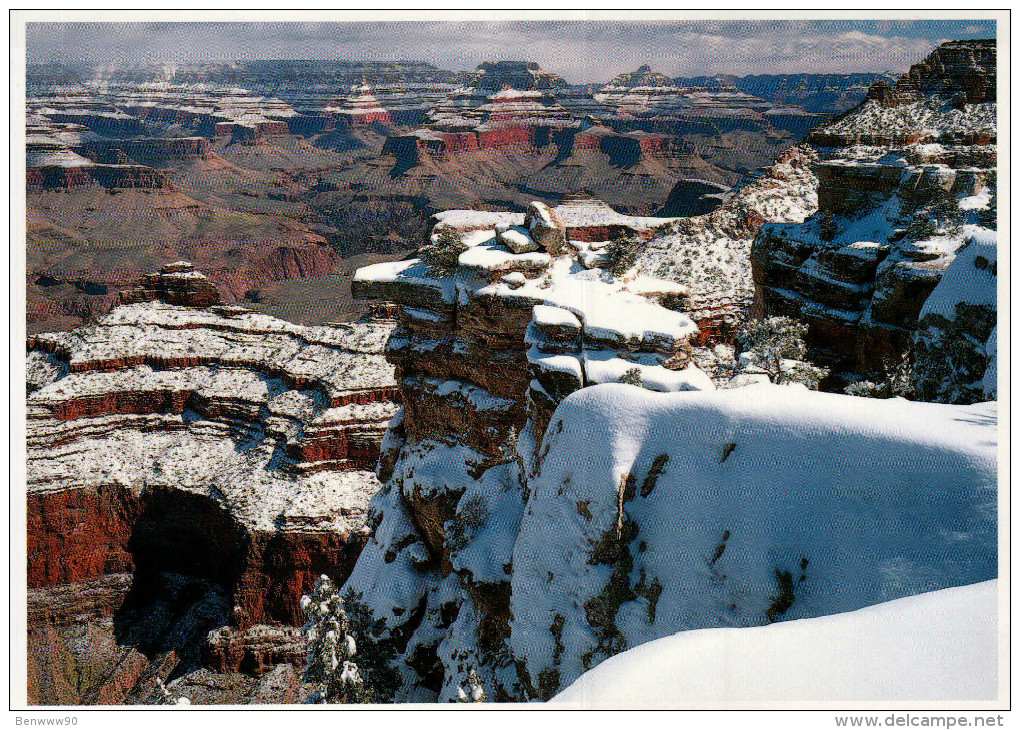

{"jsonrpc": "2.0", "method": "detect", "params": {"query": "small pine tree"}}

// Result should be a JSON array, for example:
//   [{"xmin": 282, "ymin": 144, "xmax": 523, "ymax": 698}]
[
  {"xmin": 301, "ymin": 575, "xmax": 369, "ymax": 704},
  {"xmin": 618, "ymin": 367, "xmax": 643, "ymax": 386},
  {"xmin": 419, "ymin": 227, "xmax": 467, "ymax": 271},
  {"xmin": 602, "ymin": 234, "xmax": 642, "ymax": 277},
  {"xmin": 978, "ymin": 190, "xmax": 997, "ymax": 229},
  {"xmin": 735, "ymin": 316, "xmax": 828, "ymax": 388},
  {"xmin": 904, "ymin": 191, "xmax": 963, "ymax": 241},
  {"xmin": 818, "ymin": 211, "xmax": 837, "ymax": 242},
  {"xmin": 456, "ymin": 669, "xmax": 487, "ymax": 703},
  {"xmin": 928, "ymin": 190, "xmax": 963, "ymax": 233},
  {"xmin": 843, "ymin": 351, "xmax": 914, "ymax": 399}
]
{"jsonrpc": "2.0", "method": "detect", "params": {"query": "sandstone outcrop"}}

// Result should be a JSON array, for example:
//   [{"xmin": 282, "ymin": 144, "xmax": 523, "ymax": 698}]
[
  {"xmin": 752, "ymin": 39, "xmax": 997, "ymax": 383},
  {"xmin": 25, "ymin": 269, "xmax": 398, "ymax": 704},
  {"xmin": 119, "ymin": 261, "xmax": 222, "ymax": 308},
  {"xmin": 342, "ymin": 199, "xmax": 713, "ymax": 701}
]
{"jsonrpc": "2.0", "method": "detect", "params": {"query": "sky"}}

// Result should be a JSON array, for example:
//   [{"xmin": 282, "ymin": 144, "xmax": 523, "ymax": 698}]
[{"xmin": 25, "ymin": 19, "xmax": 996, "ymax": 83}]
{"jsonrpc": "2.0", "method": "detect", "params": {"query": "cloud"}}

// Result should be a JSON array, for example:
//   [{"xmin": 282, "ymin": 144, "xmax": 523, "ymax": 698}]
[{"xmin": 25, "ymin": 20, "xmax": 991, "ymax": 83}]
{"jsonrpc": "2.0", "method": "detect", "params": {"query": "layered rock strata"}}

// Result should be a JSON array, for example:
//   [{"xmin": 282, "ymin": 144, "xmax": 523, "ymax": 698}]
[
  {"xmin": 751, "ymin": 39, "xmax": 996, "ymax": 384},
  {"xmin": 119, "ymin": 261, "xmax": 222, "ymax": 308},
  {"xmin": 344, "ymin": 199, "xmax": 713, "ymax": 701},
  {"xmin": 26, "ymin": 272, "xmax": 398, "ymax": 703},
  {"xmin": 341, "ymin": 199, "xmax": 997, "ymax": 702},
  {"xmin": 595, "ymin": 65, "xmax": 813, "ymax": 134},
  {"xmin": 26, "ymin": 120, "xmax": 170, "ymax": 190}
]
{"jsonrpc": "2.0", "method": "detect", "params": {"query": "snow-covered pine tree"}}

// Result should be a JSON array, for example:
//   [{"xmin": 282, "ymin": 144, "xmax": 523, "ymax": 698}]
[
  {"xmin": 734, "ymin": 315, "xmax": 828, "ymax": 389},
  {"xmin": 419, "ymin": 226, "xmax": 467, "ymax": 271},
  {"xmin": 602, "ymin": 233, "xmax": 643, "ymax": 277},
  {"xmin": 844, "ymin": 351, "xmax": 915, "ymax": 399},
  {"xmin": 456, "ymin": 669, "xmax": 487, "ymax": 703},
  {"xmin": 155, "ymin": 677, "xmax": 191, "ymax": 706},
  {"xmin": 618, "ymin": 367, "xmax": 643, "ymax": 386},
  {"xmin": 301, "ymin": 574, "xmax": 369, "ymax": 704}
]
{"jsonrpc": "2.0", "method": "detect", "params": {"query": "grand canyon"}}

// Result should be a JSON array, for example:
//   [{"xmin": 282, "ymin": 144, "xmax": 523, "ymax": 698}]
[{"xmin": 20, "ymin": 20, "xmax": 1000, "ymax": 709}]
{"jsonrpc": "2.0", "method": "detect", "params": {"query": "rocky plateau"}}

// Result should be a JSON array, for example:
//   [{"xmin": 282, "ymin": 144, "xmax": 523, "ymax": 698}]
[{"xmin": 26, "ymin": 263, "xmax": 398, "ymax": 704}]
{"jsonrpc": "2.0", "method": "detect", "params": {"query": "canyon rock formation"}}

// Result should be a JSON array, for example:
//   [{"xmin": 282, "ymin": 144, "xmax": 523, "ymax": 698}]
[
  {"xmin": 751, "ymin": 39, "xmax": 997, "ymax": 393},
  {"xmin": 26, "ymin": 264, "xmax": 397, "ymax": 703},
  {"xmin": 337, "ymin": 194, "xmax": 997, "ymax": 702},
  {"xmin": 23, "ymin": 41, "xmax": 999, "ymax": 706},
  {"xmin": 26, "ymin": 59, "xmax": 875, "ymax": 334}
]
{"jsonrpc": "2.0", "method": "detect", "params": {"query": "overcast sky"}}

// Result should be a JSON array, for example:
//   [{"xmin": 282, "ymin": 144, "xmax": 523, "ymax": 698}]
[{"xmin": 26, "ymin": 19, "xmax": 996, "ymax": 83}]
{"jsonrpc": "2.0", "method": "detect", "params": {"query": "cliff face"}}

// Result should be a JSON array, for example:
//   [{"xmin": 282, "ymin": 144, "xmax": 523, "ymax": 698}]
[
  {"xmin": 343, "ymin": 200, "xmax": 710, "ymax": 701},
  {"xmin": 911, "ymin": 228, "xmax": 997, "ymax": 403},
  {"xmin": 751, "ymin": 39, "xmax": 996, "ymax": 388},
  {"xmin": 633, "ymin": 144, "xmax": 820, "ymax": 340},
  {"xmin": 26, "ymin": 266, "xmax": 398, "ymax": 703},
  {"xmin": 341, "ymin": 198, "xmax": 997, "ymax": 702}
]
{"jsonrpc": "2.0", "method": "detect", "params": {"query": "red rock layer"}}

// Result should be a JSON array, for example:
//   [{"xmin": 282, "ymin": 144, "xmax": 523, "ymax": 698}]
[
  {"xmin": 26, "ymin": 164, "xmax": 168, "ymax": 190},
  {"xmin": 119, "ymin": 261, "xmax": 222, "ymax": 309},
  {"xmin": 27, "ymin": 482, "xmax": 368, "ymax": 629}
]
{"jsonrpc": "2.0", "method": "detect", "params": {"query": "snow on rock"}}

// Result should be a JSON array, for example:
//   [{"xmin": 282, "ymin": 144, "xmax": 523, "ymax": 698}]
[
  {"xmin": 343, "ymin": 150, "xmax": 999, "ymax": 701},
  {"xmin": 580, "ymin": 351, "xmax": 713, "ymax": 392},
  {"xmin": 753, "ymin": 49, "xmax": 996, "ymax": 385},
  {"xmin": 553, "ymin": 580, "xmax": 997, "ymax": 705},
  {"xmin": 433, "ymin": 209, "xmax": 523, "ymax": 230},
  {"xmin": 918, "ymin": 228, "xmax": 997, "ymax": 320},
  {"xmin": 26, "ymin": 295, "xmax": 398, "ymax": 629},
  {"xmin": 815, "ymin": 97, "xmax": 996, "ymax": 145},
  {"xmin": 502, "ymin": 272, "xmax": 526, "ymax": 289},
  {"xmin": 458, "ymin": 240, "xmax": 551, "ymax": 279},
  {"xmin": 635, "ymin": 145, "xmax": 820, "ymax": 340},
  {"xmin": 510, "ymin": 384, "xmax": 997, "ymax": 697},
  {"xmin": 912, "ymin": 228, "xmax": 997, "ymax": 403},
  {"xmin": 353, "ymin": 258, "xmax": 459, "ymax": 307},
  {"xmin": 497, "ymin": 225, "xmax": 540, "ymax": 254},
  {"xmin": 746, "ymin": 40, "xmax": 997, "ymax": 392},
  {"xmin": 531, "ymin": 304, "xmax": 582, "ymax": 330},
  {"xmin": 525, "ymin": 201, "xmax": 568, "ymax": 254},
  {"xmin": 343, "ymin": 198, "xmax": 718, "ymax": 701}
]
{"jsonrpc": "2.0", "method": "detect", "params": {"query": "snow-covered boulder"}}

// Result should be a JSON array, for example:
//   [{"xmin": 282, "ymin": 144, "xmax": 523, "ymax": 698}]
[
  {"xmin": 496, "ymin": 225, "xmax": 540, "ymax": 254},
  {"xmin": 525, "ymin": 201, "xmax": 567, "ymax": 254},
  {"xmin": 510, "ymin": 384, "xmax": 997, "ymax": 697}
]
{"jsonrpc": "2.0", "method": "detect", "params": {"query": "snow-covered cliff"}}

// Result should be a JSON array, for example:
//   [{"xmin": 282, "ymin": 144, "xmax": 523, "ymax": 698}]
[{"xmin": 341, "ymin": 200, "xmax": 997, "ymax": 701}]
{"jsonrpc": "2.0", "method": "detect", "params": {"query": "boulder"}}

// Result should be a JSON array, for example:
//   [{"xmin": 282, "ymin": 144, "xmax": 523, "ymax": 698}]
[
  {"xmin": 497, "ymin": 225, "xmax": 540, "ymax": 254},
  {"xmin": 525, "ymin": 202, "xmax": 568, "ymax": 254}
]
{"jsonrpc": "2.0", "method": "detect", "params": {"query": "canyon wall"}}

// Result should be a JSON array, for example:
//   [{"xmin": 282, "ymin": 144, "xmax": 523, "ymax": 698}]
[
  {"xmin": 26, "ymin": 265, "xmax": 398, "ymax": 703},
  {"xmin": 750, "ymin": 39, "xmax": 997, "ymax": 390},
  {"xmin": 339, "ymin": 196, "xmax": 997, "ymax": 702}
]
